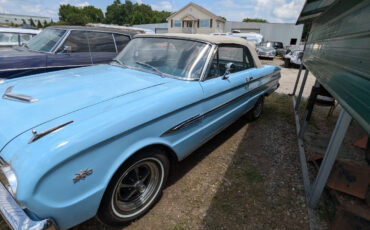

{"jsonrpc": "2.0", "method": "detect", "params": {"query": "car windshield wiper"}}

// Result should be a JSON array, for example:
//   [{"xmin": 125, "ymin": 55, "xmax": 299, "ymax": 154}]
[{"xmin": 134, "ymin": 61, "xmax": 164, "ymax": 77}]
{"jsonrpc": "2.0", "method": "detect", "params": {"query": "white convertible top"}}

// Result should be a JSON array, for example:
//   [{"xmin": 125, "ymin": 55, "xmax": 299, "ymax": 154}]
[{"xmin": 135, "ymin": 33, "xmax": 262, "ymax": 68}]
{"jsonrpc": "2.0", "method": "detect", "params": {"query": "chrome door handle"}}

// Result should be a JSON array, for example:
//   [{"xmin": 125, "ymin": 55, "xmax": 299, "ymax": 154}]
[{"xmin": 247, "ymin": 76, "xmax": 253, "ymax": 82}]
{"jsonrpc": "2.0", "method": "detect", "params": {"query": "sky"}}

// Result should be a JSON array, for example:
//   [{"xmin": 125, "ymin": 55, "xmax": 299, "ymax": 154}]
[{"xmin": 0, "ymin": 0, "xmax": 305, "ymax": 23}]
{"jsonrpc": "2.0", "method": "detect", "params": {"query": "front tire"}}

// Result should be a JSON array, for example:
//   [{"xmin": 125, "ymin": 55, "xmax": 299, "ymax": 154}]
[
  {"xmin": 98, "ymin": 148, "xmax": 169, "ymax": 227},
  {"xmin": 247, "ymin": 97, "xmax": 264, "ymax": 121}
]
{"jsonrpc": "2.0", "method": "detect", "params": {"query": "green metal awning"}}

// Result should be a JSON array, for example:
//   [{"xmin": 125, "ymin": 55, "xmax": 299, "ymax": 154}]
[
  {"xmin": 297, "ymin": 0, "xmax": 370, "ymax": 135},
  {"xmin": 296, "ymin": 0, "xmax": 337, "ymax": 24}
]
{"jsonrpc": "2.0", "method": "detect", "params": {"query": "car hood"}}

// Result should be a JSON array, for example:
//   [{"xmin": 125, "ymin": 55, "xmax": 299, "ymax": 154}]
[
  {"xmin": 0, "ymin": 65, "xmax": 170, "ymax": 151},
  {"xmin": 0, "ymin": 47, "xmax": 46, "ymax": 70},
  {"xmin": 257, "ymin": 47, "xmax": 275, "ymax": 52}
]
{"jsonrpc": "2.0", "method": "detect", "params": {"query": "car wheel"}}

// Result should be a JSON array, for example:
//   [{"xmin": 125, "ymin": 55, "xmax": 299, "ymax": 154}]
[
  {"xmin": 284, "ymin": 58, "xmax": 291, "ymax": 68},
  {"xmin": 247, "ymin": 97, "xmax": 264, "ymax": 121},
  {"xmin": 98, "ymin": 148, "xmax": 169, "ymax": 226}
]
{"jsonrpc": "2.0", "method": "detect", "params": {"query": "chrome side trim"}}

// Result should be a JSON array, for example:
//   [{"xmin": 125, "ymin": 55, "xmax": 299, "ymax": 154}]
[
  {"xmin": 161, "ymin": 72, "xmax": 280, "ymax": 136},
  {"xmin": 161, "ymin": 114, "xmax": 203, "ymax": 136},
  {"xmin": 29, "ymin": 121, "xmax": 74, "ymax": 144},
  {"xmin": 2, "ymin": 86, "xmax": 38, "ymax": 103},
  {"xmin": 0, "ymin": 182, "xmax": 57, "ymax": 230}
]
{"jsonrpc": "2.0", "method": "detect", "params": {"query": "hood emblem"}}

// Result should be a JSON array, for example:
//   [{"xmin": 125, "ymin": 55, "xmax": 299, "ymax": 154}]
[
  {"xmin": 73, "ymin": 169, "xmax": 93, "ymax": 183},
  {"xmin": 2, "ymin": 86, "xmax": 38, "ymax": 103},
  {"xmin": 29, "ymin": 121, "xmax": 74, "ymax": 144}
]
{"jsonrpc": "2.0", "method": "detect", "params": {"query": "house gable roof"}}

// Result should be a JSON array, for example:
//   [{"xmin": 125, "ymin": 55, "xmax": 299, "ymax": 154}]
[{"xmin": 167, "ymin": 2, "xmax": 226, "ymax": 22}]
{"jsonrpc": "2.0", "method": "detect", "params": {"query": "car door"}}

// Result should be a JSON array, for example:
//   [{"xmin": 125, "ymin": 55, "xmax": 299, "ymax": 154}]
[
  {"xmin": 47, "ymin": 30, "xmax": 92, "ymax": 71},
  {"xmin": 87, "ymin": 31, "xmax": 117, "ymax": 64},
  {"xmin": 199, "ymin": 44, "xmax": 261, "ymax": 140}
]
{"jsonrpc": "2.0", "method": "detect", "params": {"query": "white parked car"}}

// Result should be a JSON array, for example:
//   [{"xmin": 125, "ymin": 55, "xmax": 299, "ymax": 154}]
[
  {"xmin": 0, "ymin": 28, "xmax": 40, "ymax": 47},
  {"xmin": 256, "ymin": 46, "xmax": 276, "ymax": 59},
  {"xmin": 284, "ymin": 45, "xmax": 304, "ymax": 67},
  {"xmin": 211, "ymin": 32, "xmax": 263, "ymax": 45}
]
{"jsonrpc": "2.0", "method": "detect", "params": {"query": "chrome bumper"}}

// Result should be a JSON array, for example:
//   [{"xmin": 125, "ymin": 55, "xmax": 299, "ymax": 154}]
[{"xmin": 0, "ymin": 182, "xmax": 57, "ymax": 230}]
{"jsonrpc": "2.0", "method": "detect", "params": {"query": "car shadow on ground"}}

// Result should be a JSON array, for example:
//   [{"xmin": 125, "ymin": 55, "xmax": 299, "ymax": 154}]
[
  {"xmin": 166, "ymin": 117, "xmax": 251, "ymax": 187},
  {"xmin": 200, "ymin": 94, "xmax": 309, "ymax": 230}
]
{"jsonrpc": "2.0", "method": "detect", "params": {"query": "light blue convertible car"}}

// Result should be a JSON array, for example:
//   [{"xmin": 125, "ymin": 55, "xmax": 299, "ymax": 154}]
[{"xmin": 0, "ymin": 34, "xmax": 280, "ymax": 230}]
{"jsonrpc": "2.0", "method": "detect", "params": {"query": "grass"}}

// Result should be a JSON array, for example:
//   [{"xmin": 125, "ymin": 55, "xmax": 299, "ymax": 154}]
[{"xmin": 168, "ymin": 223, "xmax": 189, "ymax": 230}]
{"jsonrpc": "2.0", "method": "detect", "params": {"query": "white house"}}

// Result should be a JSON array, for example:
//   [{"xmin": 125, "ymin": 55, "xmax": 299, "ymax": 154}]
[{"xmin": 167, "ymin": 2, "xmax": 226, "ymax": 34}]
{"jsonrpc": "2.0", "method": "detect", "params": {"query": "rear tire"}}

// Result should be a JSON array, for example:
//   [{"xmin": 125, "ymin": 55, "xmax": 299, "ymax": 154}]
[
  {"xmin": 247, "ymin": 97, "xmax": 264, "ymax": 121},
  {"xmin": 98, "ymin": 148, "xmax": 169, "ymax": 227},
  {"xmin": 284, "ymin": 58, "xmax": 291, "ymax": 68}
]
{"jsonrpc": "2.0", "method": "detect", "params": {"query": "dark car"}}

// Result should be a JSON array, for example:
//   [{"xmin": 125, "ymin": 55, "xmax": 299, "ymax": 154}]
[
  {"xmin": 0, "ymin": 26, "xmax": 135, "ymax": 79},
  {"xmin": 260, "ymin": 41, "xmax": 285, "ymax": 56}
]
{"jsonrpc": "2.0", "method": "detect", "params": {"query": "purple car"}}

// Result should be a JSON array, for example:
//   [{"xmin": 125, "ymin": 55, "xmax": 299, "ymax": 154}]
[{"xmin": 0, "ymin": 26, "xmax": 135, "ymax": 79}]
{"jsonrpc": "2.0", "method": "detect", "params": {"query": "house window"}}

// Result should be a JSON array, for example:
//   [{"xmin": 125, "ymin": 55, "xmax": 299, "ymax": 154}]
[
  {"xmin": 199, "ymin": 19, "xmax": 210, "ymax": 27},
  {"xmin": 217, "ymin": 22, "xmax": 220, "ymax": 28},
  {"xmin": 174, "ymin": 20, "xmax": 181, "ymax": 27}
]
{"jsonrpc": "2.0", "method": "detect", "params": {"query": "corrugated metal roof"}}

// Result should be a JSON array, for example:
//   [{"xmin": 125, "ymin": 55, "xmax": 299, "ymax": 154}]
[{"xmin": 298, "ymin": 0, "xmax": 370, "ymax": 134}]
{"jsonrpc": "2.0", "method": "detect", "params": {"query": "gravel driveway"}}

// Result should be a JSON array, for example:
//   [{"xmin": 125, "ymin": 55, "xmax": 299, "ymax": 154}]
[{"xmin": 261, "ymin": 58, "xmax": 316, "ymax": 98}]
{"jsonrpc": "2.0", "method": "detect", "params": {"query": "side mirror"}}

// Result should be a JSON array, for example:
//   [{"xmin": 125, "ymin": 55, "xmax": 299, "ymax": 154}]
[
  {"xmin": 60, "ymin": 45, "xmax": 71, "ymax": 54},
  {"xmin": 223, "ymin": 62, "xmax": 235, "ymax": 80}
]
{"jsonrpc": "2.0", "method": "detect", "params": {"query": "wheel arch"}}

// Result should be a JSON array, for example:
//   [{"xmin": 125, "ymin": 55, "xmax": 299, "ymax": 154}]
[{"xmin": 97, "ymin": 139, "xmax": 178, "ymax": 208}]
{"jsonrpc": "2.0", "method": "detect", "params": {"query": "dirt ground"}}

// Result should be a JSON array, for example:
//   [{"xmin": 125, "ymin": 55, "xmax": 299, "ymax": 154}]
[{"xmin": 0, "ymin": 58, "xmax": 324, "ymax": 230}]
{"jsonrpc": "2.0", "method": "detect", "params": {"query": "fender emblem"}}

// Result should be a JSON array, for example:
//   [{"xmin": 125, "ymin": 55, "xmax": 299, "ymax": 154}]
[{"xmin": 73, "ymin": 169, "xmax": 93, "ymax": 183}]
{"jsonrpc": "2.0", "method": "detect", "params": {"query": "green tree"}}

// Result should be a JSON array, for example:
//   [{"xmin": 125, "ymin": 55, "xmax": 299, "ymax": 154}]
[
  {"xmin": 243, "ymin": 18, "xmax": 268, "ymax": 23},
  {"xmin": 22, "ymin": 19, "xmax": 27, "ymax": 24},
  {"xmin": 58, "ymin": 4, "xmax": 104, "ymax": 25},
  {"xmin": 37, "ymin": 20, "xmax": 43, "ymax": 28},
  {"xmin": 43, "ymin": 20, "xmax": 48, "ymax": 28},
  {"xmin": 105, "ymin": 0, "xmax": 171, "ymax": 25},
  {"xmin": 82, "ymin": 5, "xmax": 104, "ymax": 23},
  {"xmin": 131, "ymin": 11, "xmax": 144, "ymax": 25},
  {"xmin": 104, "ymin": 0, "xmax": 126, "ymax": 25},
  {"xmin": 29, "ymin": 18, "xmax": 36, "ymax": 27}
]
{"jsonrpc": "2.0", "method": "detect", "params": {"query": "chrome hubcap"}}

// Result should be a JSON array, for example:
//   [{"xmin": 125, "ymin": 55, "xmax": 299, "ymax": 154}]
[{"xmin": 112, "ymin": 159, "xmax": 163, "ymax": 216}]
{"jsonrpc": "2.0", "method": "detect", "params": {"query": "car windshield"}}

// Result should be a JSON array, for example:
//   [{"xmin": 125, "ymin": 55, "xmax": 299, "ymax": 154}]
[
  {"xmin": 115, "ymin": 37, "xmax": 211, "ymax": 80},
  {"xmin": 27, "ymin": 29, "xmax": 66, "ymax": 52},
  {"xmin": 260, "ymin": 42, "xmax": 273, "ymax": 48}
]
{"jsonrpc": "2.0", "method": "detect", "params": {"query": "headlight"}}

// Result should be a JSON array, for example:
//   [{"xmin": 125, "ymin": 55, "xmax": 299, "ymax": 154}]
[{"xmin": 0, "ymin": 159, "xmax": 18, "ymax": 197}]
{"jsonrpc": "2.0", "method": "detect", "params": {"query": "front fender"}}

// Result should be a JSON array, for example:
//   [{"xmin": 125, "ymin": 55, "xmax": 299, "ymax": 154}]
[{"xmin": 0, "ymin": 80, "xmax": 202, "ymax": 229}]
